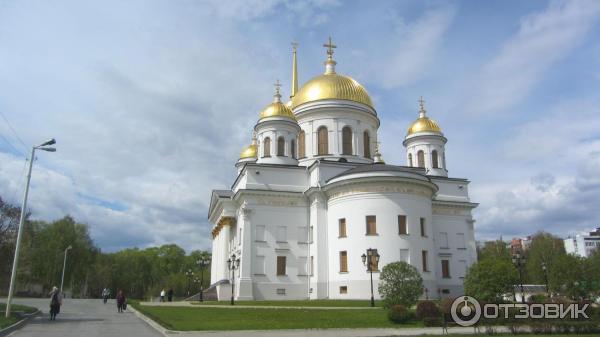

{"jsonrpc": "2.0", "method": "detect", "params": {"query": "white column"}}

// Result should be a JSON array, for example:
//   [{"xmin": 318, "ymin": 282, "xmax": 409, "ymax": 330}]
[{"xmin": 237, "ymin": 206, "xmax": 254, "ymax": 300}]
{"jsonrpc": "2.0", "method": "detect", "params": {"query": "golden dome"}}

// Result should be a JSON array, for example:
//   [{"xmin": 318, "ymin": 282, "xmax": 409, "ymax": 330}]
[
  {"xmin": 291, "ymin": 73, "xmax": 374, "ymax": 109},
  {"xmin": 407, "ymin": 97, "xmax": 442, "ymax": 135},
  {"xmin": 239, "ymin": 143, "xmax": 257, "ymax": 159},
  {"xmin": 259, "ymin": 81, "xmax": 297, "ymax": 121}
]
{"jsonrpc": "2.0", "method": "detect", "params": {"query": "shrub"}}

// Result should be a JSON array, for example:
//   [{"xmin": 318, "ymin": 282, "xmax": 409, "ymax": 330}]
[
  {"xmin": 423, "ymin": 317, "xmax": 443, "ymax": 327},
  {"xmin": 416, "ymin": 300, "xmax": 441, "ymax": 320},
  {"xmin": 387, "ymin": 304, "xmax": 413, "ymax": 323},
  {"xmin": 378, "ymin": 261, "xmax": 423, "ymax": 308},
  {"xmin": 528, "ymin": 294, "xmax": 548, "ymax": 303}
]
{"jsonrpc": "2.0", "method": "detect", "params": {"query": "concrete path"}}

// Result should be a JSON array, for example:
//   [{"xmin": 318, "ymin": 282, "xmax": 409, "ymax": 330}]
[{"xmin": 5, "ymin": 298, "xmax": 163, "ymax": 337}]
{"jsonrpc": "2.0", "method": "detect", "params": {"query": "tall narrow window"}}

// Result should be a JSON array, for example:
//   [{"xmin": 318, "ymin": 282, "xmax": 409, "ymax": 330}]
[
  {"xmin": 368, "ymin": 249, "xmax": 379, "ymax": 271},
  {"xmin": 398, "ymin": 215, "xmax": 407, "ymax": 235},
  {"xmin": 422, "ymin": 250, "xmax": 429, "ymax": 272},
  {"xmin": 310, "ymin": 256, "xmax": 314, "ymax": 276},
  {"xmin": 263, "ymin": 137, "xmax": 271, "ymax": 157},
  {"xmin": 342, "ymin": 126, "xmax": 352, "ymax": 155},
  {"xmin": 441, "ymin": 260, "xmax": 450, "ymax": 278},
  {"xmin": 277, "ymin": 136, "xmax": 285, "ymax": 156},
  {"xmin": 363, "ymin": 131, "xmax": 371, "ymax": 158},
  {"xmin": 366, "ymin": 216, "xmax": 377, "ymax": 235},
  {"xmin": 432, "ymin": 150, "xmax": 439, "ymax": 168},
  {"xmin": 417, "ymin": 150, "xmax": 425, "ymax": 168},
  {"xmin": 338, "ymin": 218, "xmax": 347, "ymax": 238},
  {"xmin": 408, "ymin": 153, "xmax": 413, "ymax": 167},
  {"xmin": 290, "ymin": 139, "xmax": 296, "ymax": 159},
  {"xmin": 317, "ymin": 126, "xmax": 328, "ymax": 155},
  {"xmin": 420, "ymin": 218, "xmax": 426, "ymax": 237},
  {"xmin": 298, "ymin": 131, "xmax": 306, "ymax": 158},
  {"xmin": 277, "ymin": 256, "xmax": 287, "ymax": 275},
  {"xmin": 339, "ymin": 251, "xmax": 348, "ymax": 272}
]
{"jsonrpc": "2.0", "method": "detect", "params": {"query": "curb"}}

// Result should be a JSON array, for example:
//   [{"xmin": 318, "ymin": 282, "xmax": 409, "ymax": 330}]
[
  {"xmin": 129, "ymin": 305, "xmax": 177, "ymax": 336},
  {"xmin": 0, "ymin": 309, "xmax": 41, "ymax": 337}
]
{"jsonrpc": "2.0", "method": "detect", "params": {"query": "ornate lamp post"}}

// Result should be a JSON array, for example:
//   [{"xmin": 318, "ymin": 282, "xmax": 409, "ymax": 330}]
[
  {"xmin": 361, "ymin": 248, "xmax": 380, "ymax": 307},
  {"xmin": 227, "ymin": 254, "xmax": 240, "ymax": 305},
  {"xmin": 185, "ymin": 269, "xmax": 194, "ymax": 297},
  {"xmin": 512, "ymin": 252, "xmax": 526, "ymax": 303},
  {"xmin": 541, "ymin": 261, "xmax": 549, "ymax": 297},
  {"xmin": 196, "ymin": 255, "xmax": 210, "ymax": 302}
]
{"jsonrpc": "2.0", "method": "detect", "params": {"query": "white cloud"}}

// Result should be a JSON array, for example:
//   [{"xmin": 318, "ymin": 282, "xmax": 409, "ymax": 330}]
[{"xmin": 468, "ymin": 0, "xmax": 600, "ymax": 115}]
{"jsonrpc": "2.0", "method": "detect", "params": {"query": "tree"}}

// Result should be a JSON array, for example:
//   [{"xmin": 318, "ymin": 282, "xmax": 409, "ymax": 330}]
[
  {"xmin": 464, "ymin": 258, "xmax": 518, "ymax": 302},
  {"xmin": 378, "ymin": 261, "xmax": 423, "ymax": 308},
  {"xmin": 525, "ymin": 231, "xmax": 565, "ymax": 284},
  {"xmin": 478, "ymin": 240, "xmax": 511, "ymax": 262},
  {"xmin": 0, "ymin": 197, "xmax": 24, "ymax": 292},
  {"xmin": 549, "ymin": 254, "xmax": 590, "ymax": 300}
]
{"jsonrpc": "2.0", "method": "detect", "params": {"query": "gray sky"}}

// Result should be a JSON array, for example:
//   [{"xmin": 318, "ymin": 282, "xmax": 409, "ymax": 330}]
[{"xmin": 1, "ymin": 0, "xmax": 599, "ymax": 252}]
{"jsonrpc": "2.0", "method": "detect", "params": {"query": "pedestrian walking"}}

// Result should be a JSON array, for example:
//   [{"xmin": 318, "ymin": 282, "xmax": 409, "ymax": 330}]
[
  {"xmin": 102, "ymin": 287, "xmax": 110, "ymax": 304},
  {"xmin": 160, "ymin": 289, "xmax": 166, "ymax": 302},
  {"xmin": 49, "ymin": 286, "xmax": 62, "ymax": 320},
  {"xmin": 167, "ymin": 288, "xmax": 173, "ymax": 302},
  {"xmin": 116, "ymin": 289, "xmax": 126, "ymax": 313}
]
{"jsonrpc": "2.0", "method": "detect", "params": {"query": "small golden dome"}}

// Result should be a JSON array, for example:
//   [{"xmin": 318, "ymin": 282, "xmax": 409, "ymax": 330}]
[
  {"xmin": 259, "ymin": 80, "xmax": 297, "ymax": 121},
  {"xmin": 407, "ymin": 97, "xmax": 442, "ymax": 136},
  {"xmin": 292, "ymin": 73, "xmax": 373, "ymax": 109},
  {"xmin": 239, "ymin": 143, "xmax": 257, "ymax": 159}
]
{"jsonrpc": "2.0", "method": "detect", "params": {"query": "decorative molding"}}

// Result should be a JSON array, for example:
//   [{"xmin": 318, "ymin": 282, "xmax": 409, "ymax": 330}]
[
  {"xmin": 211, "ymin": 216, "xmax": 236, "ymax": 238},
  {"xmin": 327, "ymin": 181, "xmax": 433, "ymax": 200}
]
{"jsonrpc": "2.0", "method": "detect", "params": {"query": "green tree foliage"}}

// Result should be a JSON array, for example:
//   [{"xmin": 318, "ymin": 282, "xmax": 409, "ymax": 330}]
[
  {"xmin": 378, "ymin": 261, "xmax": 423, "ymax": 308},
  {"xmin": 524, "ymin": 231, "xmax": 565, "ymax": 284},
  {"xmin": 548, "ymin": 253, "xmax": 589, "ymax": 300},
  {"xmin": 464, "ymin": 258, "xmax": 518, "ymax": 302},
  {"xmin": 0, "ymin": 197, "xmax": 25, "ymax": 290},
  {"xmin": 477, "ymin": 239, "xmax": 511, "ymax": 262}
]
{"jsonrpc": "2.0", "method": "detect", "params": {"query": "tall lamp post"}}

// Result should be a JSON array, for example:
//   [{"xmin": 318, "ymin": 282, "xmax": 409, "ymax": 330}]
[
  {"xmin": 361, "ymin": 248, "xmax": 380, "ymax": 307},
  {"xmin": 196, "ymin": 255, "xmax": 210, "ymax": 302},
  {"xmin": 227, "ymin": 254, "xmax": 240, "ymax": 305},
  {"xmin": 60, "ymin": 245, "xmax": 73, "ymax": 295},
  {"xmin": 541, "ymin": 261, "xmax": 549, "ymax": 297},
  {"xmin": 512, "ymin": 252, "xmax": 526, "ymax": 303},
  {"xmin": 5, "ymin": 138, "xmax": 56, "ymax": 318},
  {"xmin": 185, "ymin": 269, "xmax": 194, "ymax": 296}
]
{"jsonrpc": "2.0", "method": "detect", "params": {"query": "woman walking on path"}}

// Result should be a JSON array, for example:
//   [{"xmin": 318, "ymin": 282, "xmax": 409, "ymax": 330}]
[
  {"xmin": 116, "ymin": 290, "xmax": 126, "ymax": 313},
  {"xmin": 49, "ymin": 286, "xmax": 62, "ymax": 320}
]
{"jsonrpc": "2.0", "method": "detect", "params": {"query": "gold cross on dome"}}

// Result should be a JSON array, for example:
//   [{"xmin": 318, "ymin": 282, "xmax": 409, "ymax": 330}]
[
  {"xmin": 291, "ymin": 41, "xmax": 299, "ymax": 51},
  {"xmin": 274, "ymin": 79, "xmax": 282, "ymax": 94},
  {"xmin": 418, "ymin": 96, "xmax": 426, "ymax": 112},
  {"xmin": 323, "ymin": 37, "xmax": 337, "ymax": 57}
]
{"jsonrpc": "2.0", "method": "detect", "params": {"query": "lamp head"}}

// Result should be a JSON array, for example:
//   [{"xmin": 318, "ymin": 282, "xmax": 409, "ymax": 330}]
[
  {"xmin": 39, "ymin": 138, "xmax": 56, "ymax": 147},
  {"xmin": 39, "ymin": 147, "xmax": 56, "ymax": 152},
  {"xmin": 361, "ymin": 253, "xmax": 366, "ymax": 264}
]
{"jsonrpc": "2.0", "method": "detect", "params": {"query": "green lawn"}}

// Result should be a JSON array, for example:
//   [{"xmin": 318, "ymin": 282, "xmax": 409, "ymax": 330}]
[
  {"xmin": 0, "ymin": 303, "xmax": 38, "ymax": 329},
  {"xmin": 190, "ymin": 299, "xmax": 384, "ymax": 307},
  {"xmin": 135, "ymin": 304, "xmax": 419, "ymax": 331}
]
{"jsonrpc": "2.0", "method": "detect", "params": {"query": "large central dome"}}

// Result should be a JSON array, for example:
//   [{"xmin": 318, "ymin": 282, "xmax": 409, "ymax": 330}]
[{"xmin": 291, "ymin": 73, "xmax": 374, "ymax": 109}]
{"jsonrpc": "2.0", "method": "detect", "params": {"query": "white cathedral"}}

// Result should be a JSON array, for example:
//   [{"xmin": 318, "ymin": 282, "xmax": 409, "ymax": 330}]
[{"xmin": 208, "ymin": 40, "xmax": 477, "ymax": 301}]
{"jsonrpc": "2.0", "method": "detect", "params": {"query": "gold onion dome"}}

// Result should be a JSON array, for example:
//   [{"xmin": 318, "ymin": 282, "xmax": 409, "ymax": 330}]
[
  {"xmin": 407, "ymin": 97, "xmax": 442, "ymax": 136},
  {"xmin": 291, "ymin": 38, "xmax": 374, "ymax": 110},
  {"xmin": 259, "ymin": 80, "xmax": 296, "ymax": 121},
  {"xmin": 239, "ymin": 135, "xmax": 258, "ymax": 159}
]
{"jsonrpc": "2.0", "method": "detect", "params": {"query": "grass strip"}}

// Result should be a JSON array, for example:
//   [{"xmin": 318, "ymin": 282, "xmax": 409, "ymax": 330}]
[{"xmin": 0, "ymin": 303, "xmax": 38, "ymax": 329}]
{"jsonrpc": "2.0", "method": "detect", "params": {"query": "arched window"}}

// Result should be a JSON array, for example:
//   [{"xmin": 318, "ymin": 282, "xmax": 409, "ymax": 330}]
[
  {"xmin": 317, "ymin": 126, "xmax": 328, "ymax": 155},
  {"xmin": 431, "ymin": 150, "xmax": 439, "ymax": 168},
  {"xmin": 277, "ymin": 137, "xmax": 285, "ymax": 156},
  {"xmin": 408, "ymin": 153, "xmax": 413, "ymax": 167},
  {"xmin": 417, "ymin": 150, "xmax": 425, "ymax": 168},
  {"xmin": 291, "ymin": 139, "xmax": 296, "ymax": 159},
  {"xmin": 298, "ymin": 131, "xmax": 305, "ymax": 158},
  {"xmin": 342, "ymin": 127, "xmax": 353, "ymax": 155},
  {"xmin": 263, "ymin": 137, "xmax": 271, "ymax": 157},
  {"xmin": 363, "ymin": 131, "xmax": 371, "ymax": 158}
]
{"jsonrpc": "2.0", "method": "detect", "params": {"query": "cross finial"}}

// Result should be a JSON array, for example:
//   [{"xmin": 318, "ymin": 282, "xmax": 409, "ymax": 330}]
[
  {"xmin": 273, "ymin": 79, "xmax": 282, "ymax": 102},
  {"xmin": 291, "ymin": 41, "xmax": 299, "ymax": 51},
  {"xmin": 323, "ymin": 36, "xmax": 337, "ymax": 59},
  {"xmin": 418, "ymin": 96, "xmax": 426, "ymax": 117}
]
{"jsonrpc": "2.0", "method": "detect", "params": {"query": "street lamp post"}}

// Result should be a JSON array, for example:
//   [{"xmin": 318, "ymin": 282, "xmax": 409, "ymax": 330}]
[
  {"xmin": 5, "ymin": 138, "xmax": 56, "ymax": 318},
  {"xmin": 185, "ymin": 269, "xmax": 194, "ymax": 297},
  {"xmin": 196, "ymin": 255, "xmax": 210, "ymax": 302},
  {"xmin": 542, "ymin": 262, "xmax": 549, "ymax": 297},
  {"xmin": 361, "ymin": 248, "xmax": 380, "ymax": 307},
  {"xmin": 512, "ymin": 252, "xmax": 526, "ymax": 303},
  {"xmin": 227, "ymin": 254, "xmax": 240, "ymax": 306},
  {"xmin": 60, "ymin": 245, "xmax": 73, "ymax": 295}
]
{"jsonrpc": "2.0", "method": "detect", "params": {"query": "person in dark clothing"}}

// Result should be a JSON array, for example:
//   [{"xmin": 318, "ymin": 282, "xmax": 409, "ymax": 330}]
[
  {"xmin": 116, "ymin": 290, "xmax": 126, "ymax": 313},
  {"xmin": 49, "ymin": 286, "xmax": 62, "ymax": 320},
  {"xmin": 167, "ymin": 288, "xmax": 174, "ymax": 302}
]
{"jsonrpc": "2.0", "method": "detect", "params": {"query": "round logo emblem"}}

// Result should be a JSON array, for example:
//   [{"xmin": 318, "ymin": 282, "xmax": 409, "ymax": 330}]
[{"xmin": 450, "ymin": 295, "xmax": 481, "ymax": 326}]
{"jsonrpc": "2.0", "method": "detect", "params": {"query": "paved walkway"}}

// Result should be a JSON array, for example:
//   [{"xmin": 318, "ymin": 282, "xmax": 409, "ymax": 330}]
[{"xmin": 5, "ymin": 298, "xmax": 162, "ymax": 337}]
